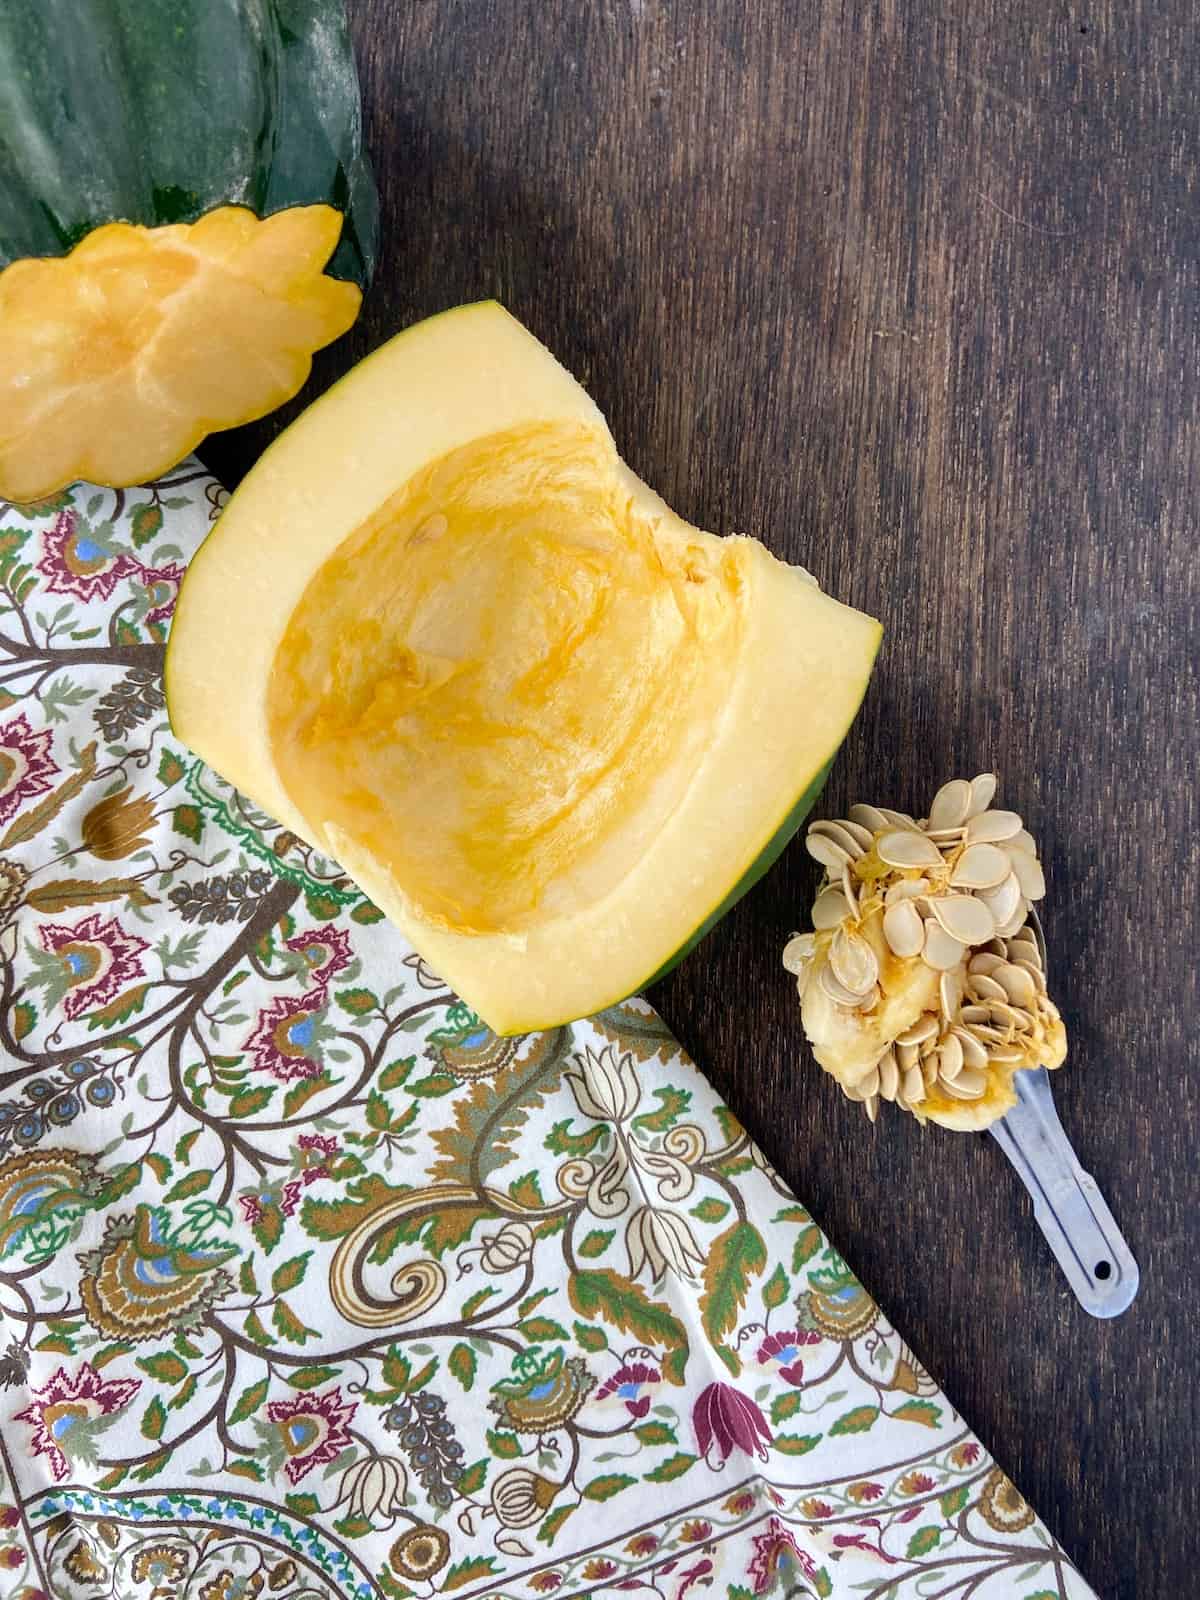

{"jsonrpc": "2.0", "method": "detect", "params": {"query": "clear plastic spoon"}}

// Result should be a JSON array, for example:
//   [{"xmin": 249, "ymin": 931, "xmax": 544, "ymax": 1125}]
[{"xmin": 988, "ymin": 910, "xmax": 1139, "ymax": 1317}]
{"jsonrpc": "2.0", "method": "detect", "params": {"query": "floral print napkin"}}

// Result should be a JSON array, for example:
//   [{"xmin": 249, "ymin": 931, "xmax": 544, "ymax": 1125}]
[{"xmin": 0, "ymin": 466, "xmax": 1097, "ymax": 1600}]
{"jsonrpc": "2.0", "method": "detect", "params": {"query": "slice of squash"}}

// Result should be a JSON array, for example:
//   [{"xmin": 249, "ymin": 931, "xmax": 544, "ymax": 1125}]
[
  {"xmin": 166, "ymin": 303, "xmax": 882, "ymax": 1032},
  {"xmin": 0, "ymin": 207, "xmax": 361, "ymax": 504},
  {"xmin": 0, "ymin": 0, "xmax": 376, "ymax": 501}
]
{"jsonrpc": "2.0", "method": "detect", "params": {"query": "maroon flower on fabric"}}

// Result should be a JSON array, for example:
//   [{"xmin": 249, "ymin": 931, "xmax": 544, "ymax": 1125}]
[
  {"xmin": 745, "ymin": 1517, "xmax": 818, "ymax": 1594},
  {"xmin": 0, "ymin": 713, "xmax": 58, "ymax": 829},
  {"xmin": 13, "ymin": 1362, "xmax": 141, "ymax": 1482},
  {"xmin": 626, "ymin": 1534, "xmax": 658, "ymax": 1557},
  {"xmin": 692, "ymin": 1382, "xmax": 772, "ymax": 1470},
  {"xmin": 245, "ymin": 993, "xmax": 325, "ymax": 1082},
  {"xmin": 528, "ymin": 1573, "xmax": 562, "ymax": 1592},
  {"xmin": 756, "ymin": 1328, "xmax": 821, "ymax": 1386},
  {"xmin": 135, "ymin": 562, "xmax": 186, "ymax": 627},
  {"xmin": 285, "ymin": 924, "xmax": 352, "ymax": 992},
  {"xmin": 266, "ymin": 1387, "xmax": 357, "ymax": 1484},
  {"xmin": 898, "ymin": 1472, "xmax": 936, "ymax": 1496},
  {"xmin": 594, "ymin": 1360, "xmax": 661, "ymax": 1418},
  {"xmin": 298, "ymin": 1133, "xmax": 339, "ymax": 1158},
  {"xmin": 679, "ymin": 1521, "xmax": 712, "ymax": 1543},
  {"xmin": 38, "ymin": 511, "xmax": 135, "ymax": 603},
  {"xmin": 846, "ymin": 1481, "xmax": 885, "ymax": 1503},
  {"xmin": 38, "ymin": 913, "xmax": 149, "ymax": 1019},
  {"xmin": 581, "ymin": 1559, "xmax": 617, "ymax": 1580}
]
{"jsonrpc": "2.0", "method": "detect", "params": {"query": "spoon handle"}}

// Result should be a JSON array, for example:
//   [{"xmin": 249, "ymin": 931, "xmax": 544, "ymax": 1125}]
[{"xmin": 989, "ymin": 1067, "xmax": 1139, "ymax": 1317}]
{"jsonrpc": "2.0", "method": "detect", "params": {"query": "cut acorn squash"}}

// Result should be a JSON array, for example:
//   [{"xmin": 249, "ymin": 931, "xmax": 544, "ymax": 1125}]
[
  {"xmin": 0, "ymin": 0, "xmax": 376, "ymax": 503},
  {"xmin": 166, "ymin": 303, "xmax": 882, "ymax": 1032}
]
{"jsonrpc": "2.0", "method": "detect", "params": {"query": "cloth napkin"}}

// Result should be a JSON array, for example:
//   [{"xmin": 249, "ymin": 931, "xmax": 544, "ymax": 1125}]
[{"xmin": 0, "ymin": 466, "xmax": 1097, "ymax": 1600}]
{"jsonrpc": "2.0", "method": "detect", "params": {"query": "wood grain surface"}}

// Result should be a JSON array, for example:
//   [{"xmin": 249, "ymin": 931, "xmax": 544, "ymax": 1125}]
[{"xmin": 201, "ymin": 2, "xmax": 1200, "ymax": 1590}]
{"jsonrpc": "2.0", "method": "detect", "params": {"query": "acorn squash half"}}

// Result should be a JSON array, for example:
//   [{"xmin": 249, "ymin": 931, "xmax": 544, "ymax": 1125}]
[{"xmin": 166, "ymin": 303, "xmax": 882, "ymax": 1031}]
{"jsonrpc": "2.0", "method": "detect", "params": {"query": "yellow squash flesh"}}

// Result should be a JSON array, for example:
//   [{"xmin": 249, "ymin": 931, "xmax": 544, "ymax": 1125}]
[{"xmin": 167, "ymin": 302, "xmax": 881, "ymax": 1031}]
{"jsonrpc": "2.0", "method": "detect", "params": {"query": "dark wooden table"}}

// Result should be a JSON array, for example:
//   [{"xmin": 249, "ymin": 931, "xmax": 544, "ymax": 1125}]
[{"xmin": 202, "ymin": 3, "xmax": 1200, "ymax": 1591}]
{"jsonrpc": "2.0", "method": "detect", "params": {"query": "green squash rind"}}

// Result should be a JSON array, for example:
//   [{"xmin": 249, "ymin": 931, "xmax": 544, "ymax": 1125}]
[
  {"xmin": 0, "ymin": 0, "xmax": 377, "ymax": 286},
  {"xmin": 641, "ymin": 755, "xmax": 836, "ymax": 990}
]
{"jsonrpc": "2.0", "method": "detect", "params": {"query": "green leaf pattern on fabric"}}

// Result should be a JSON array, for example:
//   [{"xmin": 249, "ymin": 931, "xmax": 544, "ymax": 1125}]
[{"xmin": 0, "ymin": 471, "xmax": 1097, "ymax": 1600}]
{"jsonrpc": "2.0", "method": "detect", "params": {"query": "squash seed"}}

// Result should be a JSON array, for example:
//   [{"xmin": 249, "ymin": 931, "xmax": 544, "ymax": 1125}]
[
  {"xmin": 878, "ymin": 1049, "xmax": 900, "ymax": 1101},
  {"xmin": 995, "ymin": 962, "xmax": 1037, "ymax": 1009},
  {"xmin": 806, "ymin": 832, "xmax": 853, "ymax": 872},
  {"xmin": 809, "ymin": 819, "xmax": 866, "ymax": 859},
  {"xmin": 967, "ymin": 772, "xmax": 998, "ymax": 817},
  {"xmin": 960, "ymin": 1004, "xmax": 992, "ymax": 1024},
  {"xmin": 923, "ymin": 919, "xmax": 967, "ymax": 970},
  {"xmin": 849, "ymin": 803, "xmax": 890, "ymax": 833},
  {"xmin": 880, "ymin": 807, "xmax": 924, "ymax": 831},
  {"xmin": 928, "ymin": 778, "xmax": 973, "ymax": 830},
  {"xmin": 883, "ymin": 899, "xmax": 925, "ymax": 958},
  {"xmin": 842, "ymin": 864, "xmax": 861, "ymax": 917},
  {"xmin": 897, "ymin": 1014, "xmax": 938, "ymax": 1047},
  {"xmin": 902, "ymin": 1064, "xmax": 926, "ymax": 1103},
  {"xmin": 989, "ymin": 1000, "xmax": 1032, "ymax": 1032},
  {"xmin": 993, "ymin": 905, "xmax": 1029, "ymax": 940},
  {"xmin": 1012, "ymin": 957, "xmax": 1047, "ymax": 993},
  {"xmin": 967, "ymin": 972, "xmax": 1008, "ymax": 1003},
  {"xmin": 968, "ymin": 952, "xmax": 1005, "ymax": 976},
  {"xmin": 865, "ymin": 1093, "xmax": 880, "ymax": 1123},
  {"xmin": 939, "ymin": 969, "xmax": 963, "ymax": 1018},
  {"xmin": 950, "ymin": 842, "xmax": 1011, "ymax": 890},
  {"xmin": 830, "ymin": 928, "xmax": 878, "ymax": 995},
  {"xmin": 1009, "ymin": 849, "xmax": 1047, "ymax": 901},
  {"xmin": 937, "ymin": 1031, "xmax": 964, "ymax": 1081},
  {"xmin": 942, "ymin": 1065, "xmax": 989, "ymax": 1099},
  {"xmin": 964, "ymin": 809, "xmax": 1023, "ymax": 844},
  {"xmin": 897, "ymin": 1041, "xmax": 921, "ymax": 1072},
  {"xmin": 1007, "ymin": 828, "xmax": 1038, "ymax": 855},
  {"xmin": 812, "ymin": 887, "xmax": 853, "ymax": 930},
  {"xmin": 782, "ymin": 931, "xmax": 817, "ymax": 971},
  {"xmin": 878, "ymin": 830, "xmax": 943, "ymax": 870},
  {"xmin": 952, "ymin": 1026, "xmax": 989, "ymax": 1070},
  {"xmin": 987, "ymin": 1044, "xmax": 1025, "ymax": 1064},
  {"xmin": 969, "ymin": 1024, "xmax": 1008, "ymax": 1045},
  {"xmin": 928, "ymin": 894, "xmax": 996, "ymax": 946},
  {"xmin": 820, "ymin": 964, "xmax": 877, "ymax": 1009},
  {"xmin": 977, "ymin": 872, "xmax": 1022, "ymax": 928},
  {"xmin": 841, "ymin": 820, "xmax": 877, "ymax": 852}
]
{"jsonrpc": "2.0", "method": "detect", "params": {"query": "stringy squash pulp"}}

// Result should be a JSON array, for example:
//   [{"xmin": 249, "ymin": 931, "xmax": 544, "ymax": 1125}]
[{"xmin": 167, "ymin": 303, "xmax": 881, "ymax": 1031}]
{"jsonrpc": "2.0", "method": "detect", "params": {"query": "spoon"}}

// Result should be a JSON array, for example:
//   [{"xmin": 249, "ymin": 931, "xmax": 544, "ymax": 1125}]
[{"xmin": 988, "ymin": 909, "xmax": 1139, "ymax": 1317}]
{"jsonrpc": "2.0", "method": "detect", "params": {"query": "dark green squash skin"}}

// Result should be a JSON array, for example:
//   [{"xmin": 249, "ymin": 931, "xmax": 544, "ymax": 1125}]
[
  {"xmin": 0, "ymin": 0, "xmax": 377, "ymax": 286},
  {"xmin": 642, "ymin": 757, "xmax": 835, "ymax": 988}
]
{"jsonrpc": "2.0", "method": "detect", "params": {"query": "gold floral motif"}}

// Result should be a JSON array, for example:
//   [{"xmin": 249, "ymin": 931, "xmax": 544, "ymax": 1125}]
[{"xmin": 80, "ymin": 785, "xmax": 156, "ymax": 860}]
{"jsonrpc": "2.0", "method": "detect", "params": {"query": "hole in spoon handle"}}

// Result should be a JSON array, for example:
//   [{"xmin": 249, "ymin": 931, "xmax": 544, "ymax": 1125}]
[{"xmin": 989, "ymin": 1069, "xmax": 1139, "ymax": 1318}]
